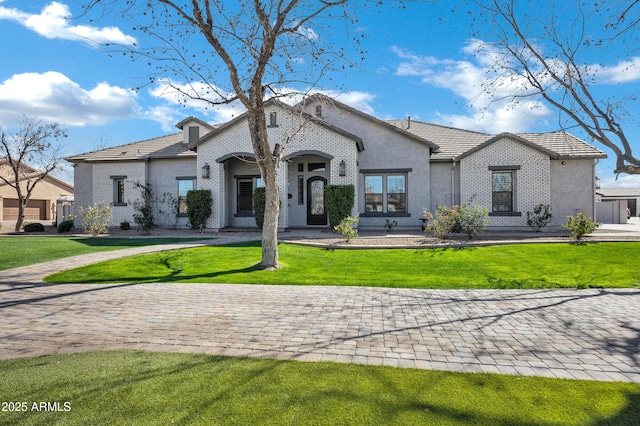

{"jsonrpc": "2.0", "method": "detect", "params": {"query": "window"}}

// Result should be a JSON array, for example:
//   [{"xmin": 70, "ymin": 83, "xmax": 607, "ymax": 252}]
[
  {"xmin": 308, "ymin": 162, "xmax": 326, "ymax": 172},
  {"xmin": 315, "ymin": 105, "xmax": 322, "ymax": 117},
  {"xmin": 177, "ymin": 178, "xmax": 195, "ymax": 214},
  {"xmin": 236, "ymin": 176, "xmax": 264, "ymax": 216},
  {"xmin": 268, "ymin": 111, "xmax": 278, "ymax": 127},
  {"xmin": 492, "ymin": 171, "xmax": 514, "ymax": 212},
  {"xmin": 298, "ymin": 176, "xmax": 304, "ymax": 205},
  {"xmin": 364, "ymin": 173, "xmax": 407, "ymax": 214},
  {"xmin": 111, "ymin": 175, "xmax": 127, "ymax": 206},
  {"xmin": 365, "ymin": 175, "xmax": 383, "ymax": 212},
  {"xmin": 387, "ymin": 175, "xmax": 406, "ymax": 213},
  {"xmin": 237, "ymin": 179, "xmax": 254, "ymax": 214}
]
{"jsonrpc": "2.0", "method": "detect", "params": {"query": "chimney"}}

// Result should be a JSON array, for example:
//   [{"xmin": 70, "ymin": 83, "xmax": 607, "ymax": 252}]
[{"xmin": 407, "ymin": 116, "xmax": 411, "ymax": 129}]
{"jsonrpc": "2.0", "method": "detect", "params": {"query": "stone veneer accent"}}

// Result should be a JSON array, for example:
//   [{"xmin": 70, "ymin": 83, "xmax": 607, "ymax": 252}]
[{"xmin": 460, "ymin": 137, "xmax": 551, "ymax": 227}]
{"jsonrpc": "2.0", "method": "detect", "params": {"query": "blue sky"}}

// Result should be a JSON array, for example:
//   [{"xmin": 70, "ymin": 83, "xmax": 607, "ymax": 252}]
[{"xmin": 0, "ymin": 0, "xmax": 638, "ymax": 187}]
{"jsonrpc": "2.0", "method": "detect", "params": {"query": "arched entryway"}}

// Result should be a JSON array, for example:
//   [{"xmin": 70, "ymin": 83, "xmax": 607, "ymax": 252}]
[{"xmin": 307, "ymin": 176, "xmax": 327, "ymax": 225}]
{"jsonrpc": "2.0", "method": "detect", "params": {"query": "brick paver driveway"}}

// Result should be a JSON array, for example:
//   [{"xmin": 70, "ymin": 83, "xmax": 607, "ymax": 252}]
[{"xmin": 1, "ymin": 279, "xmax": 639, "ymax": 382}]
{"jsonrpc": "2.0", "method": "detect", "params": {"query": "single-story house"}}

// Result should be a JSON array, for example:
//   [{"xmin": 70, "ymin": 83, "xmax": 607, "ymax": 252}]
[
  {"xmin": 0, "ymin": 158, "xmax": 74, "ymax": 227},
  {"xmin": 66, "ymin": 94, "xmax": 607, "ymax": 231},
  {"xmin": 596, "ymin": 187, "xmax": 640, "ymax": 218}
]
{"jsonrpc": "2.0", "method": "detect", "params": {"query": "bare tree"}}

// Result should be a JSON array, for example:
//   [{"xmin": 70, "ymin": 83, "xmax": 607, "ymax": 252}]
[
  {"xmin": 0, "ymin": 116, "xmax": 67, "ymax": 231},
  {"xmin": 80, "ymin": 0, "xmax": 374, "ymax": 269},
  {"xmin": 471, "ymin": 0, "xmax": 640, "ymax": 175}
]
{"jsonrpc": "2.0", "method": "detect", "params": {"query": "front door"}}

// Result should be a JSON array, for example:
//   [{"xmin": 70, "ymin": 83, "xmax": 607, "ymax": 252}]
[{"xmin": 307, "ymin": 177, "xmax": 327, "ymax": 225}]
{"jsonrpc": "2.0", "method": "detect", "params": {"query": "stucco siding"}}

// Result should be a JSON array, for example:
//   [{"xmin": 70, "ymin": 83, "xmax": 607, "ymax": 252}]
[
  {"xmin": 460, "ymin": 138, "xmax": 551, "ymax": 228},
  {"xmin": 70, "ymin": 162, "xmax": 94, "ymax": 225},
  {"xmin": 429, "ymin": 162, "xmax": 460, "ymax": 212},
  {"xmin": 550, "ymin": 159, "xmax": 596, "ymax": 225}
]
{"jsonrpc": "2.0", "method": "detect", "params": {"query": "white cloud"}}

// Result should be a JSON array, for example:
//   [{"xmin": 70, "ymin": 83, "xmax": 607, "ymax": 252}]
[
  {"xmin": 0, "ymin": 1, "xmax": 136, "ymax": 46},
  {"xmin": 0, "ymin": 71, "xmax": 140, "ymax": 127},
  {"xmin": 147, "ymin": 80, "xmax": 378, "ymax": 127},
  {"xmin": 392, "ymin": 42, "xmax": 553, "ymax": 132},
  {"xmin": 327, "ymin": 91, "xmax": 376, "ymax": 115},
  {"xmin": 599, "ymin": 174, "xmax": 640, "ymax": 188},
  {"xmin": 593, "ymin": 57, "xmax": 640, "ymax": 84},
  {"xmin": 147, "ymin": 79, "xmax": 246, "ymax": 126},
  {"xmin": 436, "ymin": 100, "xmax": 552, "ymax": 134}
]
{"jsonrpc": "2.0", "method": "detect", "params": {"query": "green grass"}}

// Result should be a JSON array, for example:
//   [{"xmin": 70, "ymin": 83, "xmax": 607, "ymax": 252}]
[
  {"xmin": 0, "ymin": 351, "xmax": 638, "ymax": 425},
  {"xmin": 0, "ymin": 236, "xmax": 209, "ymax": 271},
  {"xmin": 45, "ymin": 241, "xmax": 640, "ymax": 289}
]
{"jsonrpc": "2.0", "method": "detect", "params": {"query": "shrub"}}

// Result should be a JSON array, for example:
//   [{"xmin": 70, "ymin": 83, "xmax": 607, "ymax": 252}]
[
  {"xmin": 457, "ymin": 202, "xmax": 490, "ymax": 239},
  {"xmin": 120, "ymin": 220, "xmax": 131, "ymax": 230},
  {"xmin": 334, "ymin": 216, "xmax": 359, "ymax": 241},
  {"xmin": 563, "ymin": 213, "xmax": 601, "ymax": 240},
  {"xmin": 186, "ymin": 189, "xmax": 212, "ymax": 232},
  {"xmin": 23, "ymin": 222, "xmax": 45, "ymax": 232},
  {"xmin": 130, "ymin": 182, "xmax": 156, "ymax": 235},
  {"xmin": 527, "ymin": 203, "xmax": 553, "ymax": 232},
  {"xmin": 326, "ymin": 184, "xmax": 355, "ymax": 228},
  {"xmin": 253, "ymin": 187, "xmax": 266, "ymax": 229},
  {"xmin": 77, "ymin": 202, "xmax": 113, "ymax": 236},
  {"xmin": 57, "ymin": 220, "xmax": 74, "ymax": 233},
  {"xmin": 133, "ymin": 205, "xmax": 155, "ymax": 235},
  {"xmin": 426, "ymin": 205, "xmax": 458, "ymax": 239},
  {"xmin": 426, "ymin": 202, "xmax": 490, "ymax": 240}
]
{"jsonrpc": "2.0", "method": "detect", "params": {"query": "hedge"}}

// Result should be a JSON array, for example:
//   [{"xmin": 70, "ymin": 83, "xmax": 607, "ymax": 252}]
[
  {"xmin": 253, "ymin": 187, "xmax": 266, "ymax": 229},
  {"xmin": 185, "ymin": 190, "xmax": 212, "ymax": 231},
  {"xmin": 326, "ymin": 184, "xmax": 355, "ymax": 228}
]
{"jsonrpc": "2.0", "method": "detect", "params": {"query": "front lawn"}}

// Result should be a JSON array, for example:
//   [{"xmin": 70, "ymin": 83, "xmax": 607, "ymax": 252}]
[
  {"xmin": 0, "ymin": 351, "xmax": 638, "ymax": 425},
  {"xmin": 45, "ymin": 242, "xmax": 640, "ymax": 289},
  {"xmin": 0, "ymin": 236, "xmax": 209, "ymax": 271}
]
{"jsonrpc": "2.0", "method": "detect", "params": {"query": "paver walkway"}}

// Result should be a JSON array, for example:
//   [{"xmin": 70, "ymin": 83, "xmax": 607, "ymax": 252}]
[{"xmin": 1, "ymin": 234, "xmax": 639, "ymax": 383}]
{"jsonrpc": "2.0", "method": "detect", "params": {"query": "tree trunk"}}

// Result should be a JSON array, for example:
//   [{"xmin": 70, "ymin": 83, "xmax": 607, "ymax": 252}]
[
  {"xmin": 15, "ymin": 200, "xmax": 25, "ymax": 232},
  {"xmin": 246, "ymin": 95, "xmax": 281, "ymax": 269},
  {"xmin": 260, "ymin": 167, "xmax": 280, "ymax": 269}
]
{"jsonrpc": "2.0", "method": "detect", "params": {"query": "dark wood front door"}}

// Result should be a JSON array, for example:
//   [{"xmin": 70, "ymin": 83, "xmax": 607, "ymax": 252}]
[{"xmin": 307, "ymin": 177, "xmax": 327, "ymax": 225}]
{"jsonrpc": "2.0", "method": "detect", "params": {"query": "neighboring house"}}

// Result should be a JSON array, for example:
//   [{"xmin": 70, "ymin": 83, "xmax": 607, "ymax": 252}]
[
  {"xmin": 596, "ymin": 187, "xmax": 640, "ymax": 223},
  {"xmin": 596, "ymin": 188, "xmax": 640, "ymax": 217},
  {"xmin": 66, "ymin": 94, "xmax": 606, "ymax": 231},
  {"xmin": 0, "ymin": 158, "xmax": 74, "ymax": 226}
]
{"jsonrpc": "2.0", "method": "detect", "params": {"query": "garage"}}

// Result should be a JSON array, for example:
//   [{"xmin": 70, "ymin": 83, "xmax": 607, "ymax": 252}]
[{"xmin": 2, "ymin": 198, "xmax": 48, "ymax": 221}]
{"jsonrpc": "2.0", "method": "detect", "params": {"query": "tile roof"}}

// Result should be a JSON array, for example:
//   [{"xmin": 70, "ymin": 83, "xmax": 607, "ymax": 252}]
[
  {"xmin": 66, "ymin": 114, "xmax": 606, "ymax": 164},
  {"xmin": 0, "ymin": 157, "xmax": 74, "ymax": 192},
  {"xmin": 387, "ymin": 119, "xmax": 607, "ymax": 161},
  {"xmin": 516, "ymin": 132, "xmax": 607, "ymax": 159},
  {"xmin": 65, "ymin": 133, "xmax": 196, "ymax": 162}
]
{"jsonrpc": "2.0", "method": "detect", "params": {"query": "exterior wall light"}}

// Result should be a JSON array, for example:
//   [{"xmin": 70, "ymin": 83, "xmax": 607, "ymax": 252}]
[
  {"xmin": 202, "ymin": 163, "xmax": 210, "ymax": 179},
  {"xmin": 339, "ymin": 159, "xmax": 346, "ymax": 177}
]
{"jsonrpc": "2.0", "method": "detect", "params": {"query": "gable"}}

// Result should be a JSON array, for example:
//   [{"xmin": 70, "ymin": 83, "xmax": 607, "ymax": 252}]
[
  {"xmin": 456, "ymin": 133, "xmax": 558, "ymax": 161},
  {"xmin": 0, "ymin": 159, "xmax": 73, "ymax": 193},
  {"xmin": 301, "ymin": 94, "xmax": 439, "ymax": 153},
  {"xmin": 190, "ymin": 99, "xmax": 364, "ymax": 154}
]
